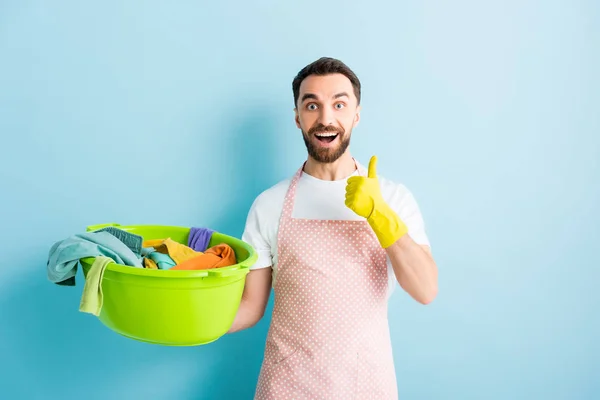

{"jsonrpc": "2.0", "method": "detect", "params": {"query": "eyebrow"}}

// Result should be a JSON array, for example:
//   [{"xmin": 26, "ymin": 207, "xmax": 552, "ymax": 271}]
[
  {"xmin": 301, "ymin": 93, "xmax": 318, "ymax": 103},
  {"xmin": 301, "ymin": 92, "xmax": 350, "ymax": 103}
]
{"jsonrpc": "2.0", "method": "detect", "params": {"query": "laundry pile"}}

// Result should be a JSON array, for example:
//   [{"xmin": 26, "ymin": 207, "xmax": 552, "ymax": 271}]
[{"xmin": 46, "ymin": 226, "xmax": 237, "ymax": 316}]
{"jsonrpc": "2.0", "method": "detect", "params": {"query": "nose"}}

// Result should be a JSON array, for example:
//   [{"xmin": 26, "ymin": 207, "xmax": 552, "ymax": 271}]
[{"xmin": 317, "ymin": 106, "xmax": 335, "ymax": 126}]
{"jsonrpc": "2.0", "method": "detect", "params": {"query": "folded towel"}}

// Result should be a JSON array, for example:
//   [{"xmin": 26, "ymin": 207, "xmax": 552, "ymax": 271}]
[
  {"xmin": 170, "ymin": 243, "xmax": 237, "ymax": 270},
  {"xmin": 188, "ymin": 227, "xmax": 215, "ymax": 252},
  {"xmin": 79, "ymin": 256, "xmax": 113, "ymax": 316},
  {"xmin": 47, "ymin": 232, "xmax": 143, "ymax": 286}
]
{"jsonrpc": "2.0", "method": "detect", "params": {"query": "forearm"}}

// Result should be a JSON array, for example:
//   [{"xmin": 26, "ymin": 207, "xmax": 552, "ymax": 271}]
[
  {"xmin": 227, "ymin": 299, "xmax": 264, "ymax": 333},
  {"xmin": 386, "ymin": 234, "xmax": 438, "ymax": 304}
]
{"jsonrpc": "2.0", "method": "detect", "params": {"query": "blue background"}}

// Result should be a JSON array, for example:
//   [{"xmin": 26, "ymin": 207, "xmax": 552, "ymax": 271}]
[{"xmin": 1, "ymin": 1, "xmax": 598, "ymax": 399}]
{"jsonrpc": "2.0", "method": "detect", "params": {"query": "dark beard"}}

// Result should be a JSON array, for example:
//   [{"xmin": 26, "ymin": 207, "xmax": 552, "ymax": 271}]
[{"xmin": 302, "ymin": 123, "xmax": 351, "ymax": 163}]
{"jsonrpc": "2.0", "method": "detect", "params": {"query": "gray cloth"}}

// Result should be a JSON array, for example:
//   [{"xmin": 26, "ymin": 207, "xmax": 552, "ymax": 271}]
[{"xmin": 95, "ymin": 227, "xmax": 143, "ymax": 256}]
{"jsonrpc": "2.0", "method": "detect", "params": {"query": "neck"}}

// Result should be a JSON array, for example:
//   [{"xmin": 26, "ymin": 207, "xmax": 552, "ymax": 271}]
[{"xmin": 303, "ymin": 152, "xmax": 356, "ymax": 181}]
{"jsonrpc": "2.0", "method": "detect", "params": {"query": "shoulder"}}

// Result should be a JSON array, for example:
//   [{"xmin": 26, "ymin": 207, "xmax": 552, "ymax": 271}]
[
  {"xmin": 243, "ymin": 177, "xmax": 292, "ymax": 245},
  {"xmin": 248, "ymin": 177, "xmax": 291, "ymax": 216},
  {"xmin": 375, "ymin": 174, "xmax": 423, "ymax": 216},
  {"xmin": 375, "ymin": 175, "xmax": 430, "ymax": 241},
  {"xmin": 378, "ymin": 175, "xmax": 413, "ymax": 202},
  {"xmin": 374, "ymin": 173, "xmax": 431, "ymax": 247}
]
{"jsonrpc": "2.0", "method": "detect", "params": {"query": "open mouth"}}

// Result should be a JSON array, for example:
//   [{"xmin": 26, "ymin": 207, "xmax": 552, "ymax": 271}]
[{"xmin": 314, "ymin": 132, "xmax": 339, "ymax": 143}]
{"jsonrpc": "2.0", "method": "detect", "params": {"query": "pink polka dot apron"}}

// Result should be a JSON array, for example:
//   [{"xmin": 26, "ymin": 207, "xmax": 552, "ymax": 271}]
[{"xmin": 254, "ymin": 162, "xmax": 398, "ymax": 399}]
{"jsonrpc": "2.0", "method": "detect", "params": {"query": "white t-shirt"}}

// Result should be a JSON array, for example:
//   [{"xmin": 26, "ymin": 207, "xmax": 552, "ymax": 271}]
[{"xmin": 241, "ymin": 162, "xmax": 431, "ymax": 298}]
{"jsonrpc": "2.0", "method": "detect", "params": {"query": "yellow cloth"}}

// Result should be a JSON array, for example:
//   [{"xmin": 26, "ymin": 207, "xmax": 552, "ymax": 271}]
[
  {"xmin": 345, "ymin": 156, "xmax": 408, "ymax": 248},
  {"xmin": 144, "ymin": 258, "xmax": 158, "ymax": 269},
  {"xmin": 142, "ymin": 238, "xmax": 203, "ymax": 264},
  {"xmin": 79, "ymin": 256, "xmax": 113, "ymax": 316}
]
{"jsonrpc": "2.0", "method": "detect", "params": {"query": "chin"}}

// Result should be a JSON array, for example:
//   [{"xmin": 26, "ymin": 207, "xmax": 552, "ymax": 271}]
[{"xmin": 307, "ymin": 143, "xmax": 350, "ymax": 164}]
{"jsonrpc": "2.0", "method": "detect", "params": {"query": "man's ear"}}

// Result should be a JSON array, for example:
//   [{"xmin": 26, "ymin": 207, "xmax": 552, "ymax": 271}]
[
  {"xmin": 294, "ymin": 108, "xmax": 301, "ymax": 129},
  {"xmin": 353, "ymin": 105, "xmax": 361, "ymax": 127}
]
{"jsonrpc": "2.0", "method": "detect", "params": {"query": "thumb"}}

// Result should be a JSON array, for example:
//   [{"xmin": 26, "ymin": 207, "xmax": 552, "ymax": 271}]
[{"xmin": 368, "ymin": 155, "xmax": 378, "ymax": 178}]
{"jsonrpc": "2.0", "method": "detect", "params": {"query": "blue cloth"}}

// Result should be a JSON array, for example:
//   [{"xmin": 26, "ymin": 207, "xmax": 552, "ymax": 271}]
[
  {"xmin": 47, "ymin": 231, "xmax": 143, "ymax": 286},
  {"xmin": 188, "ymin": 227, "xmax": 215, "ymax": 252},
  {"xmin": 141, "ymin": 247, "xmax": 175, "ymax": 269},
  {"xmin": 95, "ymin": 227, "xmax": 143, "ymax": 256},
  {"xmin": 141, "ymin": 247, "xmax": 155, "ymax": 257},
  {"xmin": 146, "ymin": 251, "xmax": 176, "ymax": 270}
]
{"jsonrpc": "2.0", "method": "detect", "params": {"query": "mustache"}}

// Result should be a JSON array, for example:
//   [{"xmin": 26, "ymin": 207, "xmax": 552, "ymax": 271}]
[{"xmin": 307, "ymin": 123, "xmax": 345, "ymax": 136}]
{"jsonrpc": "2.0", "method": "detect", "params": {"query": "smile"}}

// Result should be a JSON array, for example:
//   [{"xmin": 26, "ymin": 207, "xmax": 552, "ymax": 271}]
[{"xmin": 314, "ymin": 132, "xmax": 339, "ymax": 143}]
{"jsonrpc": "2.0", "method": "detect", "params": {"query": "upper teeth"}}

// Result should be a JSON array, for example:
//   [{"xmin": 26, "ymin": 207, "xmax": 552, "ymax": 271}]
[{"xmin": 316, "ymin": 133, "xmax": 337, "ymax": 137}]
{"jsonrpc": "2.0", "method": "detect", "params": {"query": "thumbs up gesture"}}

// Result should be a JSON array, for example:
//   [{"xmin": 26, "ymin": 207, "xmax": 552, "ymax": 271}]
[
  {"xmin": 345, "ymin": 156, "xmax": 408, "ymax": 248},
  {"xmin": 345, "ymin": 156, "xmax": 383, "ymax": 219}
]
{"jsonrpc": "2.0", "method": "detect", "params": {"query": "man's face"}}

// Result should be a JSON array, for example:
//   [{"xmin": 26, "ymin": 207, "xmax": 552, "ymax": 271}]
[{"xmin": 295, "ymin": 73, "xmax": 360, "ymax": 163}]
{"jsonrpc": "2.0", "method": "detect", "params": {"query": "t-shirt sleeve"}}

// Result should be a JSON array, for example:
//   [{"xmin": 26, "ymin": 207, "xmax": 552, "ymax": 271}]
[
  {"xmin": 241, "ymin": 196, "xmax": 273, "ymax": 270},
  {"xmin": 393, "ymin": 188, "xmax": 431, "ymax": 247}
]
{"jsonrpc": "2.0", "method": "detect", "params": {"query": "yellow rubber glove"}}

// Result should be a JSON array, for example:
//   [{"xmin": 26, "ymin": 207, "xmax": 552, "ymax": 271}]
[{"xmin": 345, "ymin": 156, "xmax": 408, "ymax": 248}]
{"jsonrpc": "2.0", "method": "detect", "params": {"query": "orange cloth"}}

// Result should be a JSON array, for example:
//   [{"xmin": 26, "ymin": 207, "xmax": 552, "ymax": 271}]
[
  {"xmin": 142, "ymin": 238, "xmax": 202, "ymax": 264},
  {"xmin": 170, "ymin": 244, "xmax": 237, "ymax": 270}
]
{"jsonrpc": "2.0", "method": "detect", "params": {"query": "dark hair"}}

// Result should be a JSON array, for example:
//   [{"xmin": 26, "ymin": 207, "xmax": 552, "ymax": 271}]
[{"xmin": 292, "ymin": 57, "xmax": 361, "ymax": 107}]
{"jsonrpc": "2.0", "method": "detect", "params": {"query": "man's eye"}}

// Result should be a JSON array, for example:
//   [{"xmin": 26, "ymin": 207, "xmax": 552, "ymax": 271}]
[
  {"xmin": 335, "ymin": 103, "xmax": 345, "ymax": 109},
  {"xmin": 307, "ymin": 103, "xmax": 318, "ymax": 110}
]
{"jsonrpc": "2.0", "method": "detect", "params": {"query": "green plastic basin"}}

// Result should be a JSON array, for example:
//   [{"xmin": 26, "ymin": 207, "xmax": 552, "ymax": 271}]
[{"xmin": 79, "ymin": 223, "xmax": 257, "ymax": 346}]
